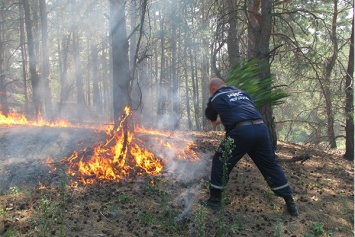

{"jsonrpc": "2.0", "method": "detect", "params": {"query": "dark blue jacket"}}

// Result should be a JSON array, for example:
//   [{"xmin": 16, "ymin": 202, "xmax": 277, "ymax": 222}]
[{"xmin": 205, "ymin": 86, "xmax": 262, "ymax": 132}]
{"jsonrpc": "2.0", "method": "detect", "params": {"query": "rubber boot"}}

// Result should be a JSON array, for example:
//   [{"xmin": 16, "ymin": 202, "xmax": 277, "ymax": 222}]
[
  {"xmin": 284, "ymin": 195, "xmax": 299, "ymax": 216},
  {"xmin": 200, "ymin": 188, "xmax": 222, "ymax": 210}
]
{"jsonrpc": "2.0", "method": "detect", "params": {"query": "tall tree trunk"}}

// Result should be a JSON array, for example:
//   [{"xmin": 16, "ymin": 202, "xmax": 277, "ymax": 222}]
[
  {"xmin": 344, "ymin": 17, "xmax": 354, "ymax": 160},
  {"xmin": 183, "ymin": 23, "xmax": 192, "ymax": 129},
  {"xmin": 0, "ymin": 3, "xmax": 9, "ymax": 116},
  {"xmin": 129, "ymin": 0, "xmax": 137, "ymax": 70},
  {"xmin": 171, "ymin": 12, "xmax": 180, "ymax": 129},
  {"xmin": 73, "ymin": 28, "xmax": 85, "ymax": 122},
  {"xmin": 322, "ymin": 0, "xmax": 338, "ymax": 148},
  {"xmin": 19, "ymin": 5, "xmax": 29, "ymax": 114},
  {"xmin": 86, "ymin": 40, "xmax": 91, "ymax": 108},
  {"xmin": 71, "ymin": 0, "xmax": 85, "ymax": 122},
  {"xmin": 226, "ymin": 0, "xmax": 239, "ymax": 66},
  {"xmin": 39, "ymin": 0, "xmax": 52, "ymax": 120},
  {"xmin": 101, "ymin": 42, "xmax": 110, "ymax": 118},
  {"xmin": 157, "ymin": 17, "xmax": 166, "ymax": 119},
  {"xmin": 110, "ymin": 0, "xmax": 130, "ymax": 124},
  {"xmin": 192, "ymin": 52, "xmax": 200, "ymax": 130},
  {"xmin": 247, "ymin": 0, "xmax": 277, "ymax": 148},
  {"xmin": 201, "ymin": 2, "xmax": 210, "ymax": 130},
  {"xmin": 92, "ymin": 45, "xmax": 102, "ymax": 113},
  {"xmin": 56, "ymin": 0, "xmax": 69, "ymax": 117},
  {"xmin": 58, "ymin": 34, "xmax": 70, "ymax": 116},
  {"xmin": 23, "ymin": 0, "xmax": 41, "ymax": 119},
  {"xmin": 202, "ymin": 54, "xmax": 209, "ymax": 130}
]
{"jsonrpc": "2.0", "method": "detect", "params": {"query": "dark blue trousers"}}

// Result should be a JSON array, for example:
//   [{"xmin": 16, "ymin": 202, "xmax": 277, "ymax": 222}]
[{"xmin": 210, "ymin": 123, "xmax": 293, "ymax": 197}]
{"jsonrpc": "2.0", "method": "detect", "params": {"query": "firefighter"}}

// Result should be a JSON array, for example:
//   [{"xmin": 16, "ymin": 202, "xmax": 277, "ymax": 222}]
[{"xmin": 201, "ymin": 78, "xmax": 299, "ymax": 216}]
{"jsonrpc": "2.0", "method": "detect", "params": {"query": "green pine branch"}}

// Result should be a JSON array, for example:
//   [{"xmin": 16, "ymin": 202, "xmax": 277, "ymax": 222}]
[{"xmin": 225, "ymin": 59, "xmax": 289, "ymax": 109}]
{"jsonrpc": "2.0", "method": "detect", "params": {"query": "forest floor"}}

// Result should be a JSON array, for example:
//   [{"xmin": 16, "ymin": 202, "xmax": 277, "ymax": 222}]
[{"xmin": 0, "ymin": 124, "xmax": 353, "ymax": 237}]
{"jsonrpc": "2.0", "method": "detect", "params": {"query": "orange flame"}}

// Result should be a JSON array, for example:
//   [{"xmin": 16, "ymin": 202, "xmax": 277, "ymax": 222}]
[
  {"xmin": 0, "ymin": 112, "xmax": 104, "ymax": 129},
  {"xmin": 1, "ymin": 107, "xmax": 200, "ymax": 186},
  {"xmin": 60, "ymin": 106, "xmax": 166, "ymax": 185}
]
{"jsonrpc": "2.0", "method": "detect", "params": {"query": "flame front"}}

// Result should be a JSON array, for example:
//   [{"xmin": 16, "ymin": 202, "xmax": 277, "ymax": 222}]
[
  {"xmin": 62, "ymin": 106, "xmax": 170, "ymax": 185},
  {"xmin": 1, "ymin": 108, "xmax": 200, "ymax": 186},
  {"xmin": 0, "ymin": 112, "xmax": 97, "ymax": 128}
]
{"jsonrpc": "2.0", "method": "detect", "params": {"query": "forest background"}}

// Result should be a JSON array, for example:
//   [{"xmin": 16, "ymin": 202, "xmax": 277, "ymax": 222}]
[{"xmin": 0, "ymin": 0, "xmax": 353, "ymax": 158}]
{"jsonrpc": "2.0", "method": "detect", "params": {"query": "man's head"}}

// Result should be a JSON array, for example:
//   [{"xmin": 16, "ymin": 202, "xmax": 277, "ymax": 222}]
[{"xmin": 209, "ymin": 78, "xmax": 226, "ymax": 95}]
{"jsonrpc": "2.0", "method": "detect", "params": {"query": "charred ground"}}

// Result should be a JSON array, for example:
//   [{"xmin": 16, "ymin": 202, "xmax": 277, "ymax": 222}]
[{"xmin": 0, "ymin": 125, "xmax": 353, "ymax": 237}]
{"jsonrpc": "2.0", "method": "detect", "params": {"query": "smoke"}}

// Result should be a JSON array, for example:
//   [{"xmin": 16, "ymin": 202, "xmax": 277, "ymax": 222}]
[
  {"xmin": 174, "ymin": 183, "xmax": 204, "ymax": 222},
  {"xmin": 133, "ymin": 81, "xmax": 211, "ymax": 221},
  {"xmin": 137, "ymin": 128, "xmax": 213, "ymax": 221},
  {"xmin": 0, "ymin": 125, "xmax": 107, "ymax": 193}
]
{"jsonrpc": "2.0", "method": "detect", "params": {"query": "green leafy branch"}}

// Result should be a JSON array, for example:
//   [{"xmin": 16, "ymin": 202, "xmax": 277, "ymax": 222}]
[{"xmin": 225, "ymin": 59, "xmax": 289, "ymax": 109}]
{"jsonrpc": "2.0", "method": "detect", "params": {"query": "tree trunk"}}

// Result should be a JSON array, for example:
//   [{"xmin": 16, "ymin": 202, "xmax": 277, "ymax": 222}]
[
  {"xmin": 19, "ymin": 5, "xmax": 29, "ymax": 114},
  {"xmin": 23, "ymin": 0, "xmax": 41, "ymax": 119},
  {"xmin": 39, "ymin": 0, "xmax": 52, "ymax": 120},
  {"xmin": 171, "ymin": 13, "xmax": 180, "ymax": 129},
  {"xmin": 157, "ymin": 17, "xmax": 165, "ymax": 119},
  {"xmin": 247, "ymin": 0, "xmax": 277, "ymax": 147},
  {"xmin": 73, "ymin": 28, "xmax": 85, "ymax": 122},
  {"xmin": 86, "ymin": 40, "xmax": 91, "ymax": 108},
  {"xmin": 201, "ymin": 53, "xmax": 209, "ymax": 130},
  {"xmin": 110, "ymin": 0, "xmax": 130, "ymax": 125},
  {"xmin": 183, "ymin": 23, "xmax": 192, "ymax": 129},
  {"xmin": 344, "ymin": 17, "xmax": 354, "ymax": 160},
  {"xmin": 58, "ymin": 34, "xmax": 70, "ymax": 116},
  {"xmin": 226, "ymin": 0, "xmax": 239, "ymax": 66},
  {"xmin": 191, "ymin": 50, "xmax": 200, "ymax": 130},
  {"xmin": 92, "ymin": 45, "xmax": 102, "ymax": 113},
  {"xmin": 70, "ymin": 0, "xmax": 85, "ymax": 122},
  {"xmin": 129, "ymin": 0, "xmax": 137, "ymax": 69},
  {"xmin": 322, "ymin": 0, "xmax": 338, "ymax": 148},
  {"xmin": 101, "ymin": 42, "xmax": 110, "ymax": 119},
  {"xmin": 0, "ymin": 4, "xmax": 9, "ymax": 116}
]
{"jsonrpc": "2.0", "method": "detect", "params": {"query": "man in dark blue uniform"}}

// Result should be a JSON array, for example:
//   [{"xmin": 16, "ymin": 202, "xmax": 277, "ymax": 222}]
[{"xmin": 202, "ymin": 78, "xmax": 298, "ymax": 216}]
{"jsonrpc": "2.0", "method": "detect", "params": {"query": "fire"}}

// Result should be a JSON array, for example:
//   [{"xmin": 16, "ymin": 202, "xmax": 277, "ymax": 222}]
[
  {"xmin": 0, "ymin": 113, "xmax": 28, "ymax": 125},
  {"xmin": 62, "ymin": 107, "xmax": 198, "ymax": 185},
  {"xmin": 1, "ymin": 107, "xmax": 200, "ymax": 186},
  {"xmin": 0, "ymin": 112, "xmax": 101, "ymax": 129}
]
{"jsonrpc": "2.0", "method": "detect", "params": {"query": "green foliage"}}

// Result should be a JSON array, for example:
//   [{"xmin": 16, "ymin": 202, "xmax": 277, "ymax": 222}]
[
  {"xmin": 304, "ymin": 222, "xmax": 333, "ymax": 237},
  {"xmin": 225, "ymin": 59, "xmax": 289, "ymax": 109},
  {"xmin": 230, "ymin": 224, "xmax": 240, "ymax": 234},
  {"xmin": 195, "ymin": 206, "xmax": 207, "ymax": 237},
  {"xmin": 275, "ymin": 216, "xmax": 283, "ymax": 237},
  {"xmin": 216, "ymin": 136, "xmax": 235, "ymax": 237}
]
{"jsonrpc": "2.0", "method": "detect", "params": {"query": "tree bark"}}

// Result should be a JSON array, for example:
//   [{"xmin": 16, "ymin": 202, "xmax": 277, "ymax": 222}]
[
  {"xmin": 110, "ymin": 0, "xmax": 130, "ymax": 125},
  {"xmin": 157, "ymin": 17, "xmax": 166, "ymax": 119},
  {"xmin": 19, "ymin": 5, "xmax": 29, "ymax": 114},
  {"xmin": 73, "ymin": 25, "xmax": 85, "ymax": 122},
  {"xmin": 322, "ymin": 0, "xmax": 338, "ymax": 148},
  {"xmin": 0, "ymin": 3, "xmax": 9, "ymax": 116},
  {"xmin": 247, "ymin": 0, "xmax": 277, "ymax": 147},
  {"xmin": 171, "ymin": 11, "xmax": 180, "ymax": 129},
  {"xmin": 344, "ymin": 17, "xmax": 354, "ymax": 160},
  {"xmin": 226, "ymin": 0, "xmax": 239, "ymax": 66},
  {"xmin": 183, "ymin": 22, "xmax": 192, "ymax": 130},
  {"xmin": 39, "ymin": 0, "xmax": 52, "ymax": 120},
  {"xmin": 23, "ymin": 0, "xmax": 41, "ymax": 119},
  {"xmin": 92, "ymin": 45, "xmax": 102, "ymax": 113}
]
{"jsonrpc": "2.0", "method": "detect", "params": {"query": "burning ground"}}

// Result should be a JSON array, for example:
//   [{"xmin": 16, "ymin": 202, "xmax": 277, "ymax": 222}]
[{"xmin": 0, "ymin": 116, "xmax": 353, "ymax": 236}]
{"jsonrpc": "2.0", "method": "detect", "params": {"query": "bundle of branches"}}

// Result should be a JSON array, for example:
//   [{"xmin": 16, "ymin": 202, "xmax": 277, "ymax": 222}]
[{"xmin": 225, "ymin": 59, "xmax": 289, "ymax": 109}]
